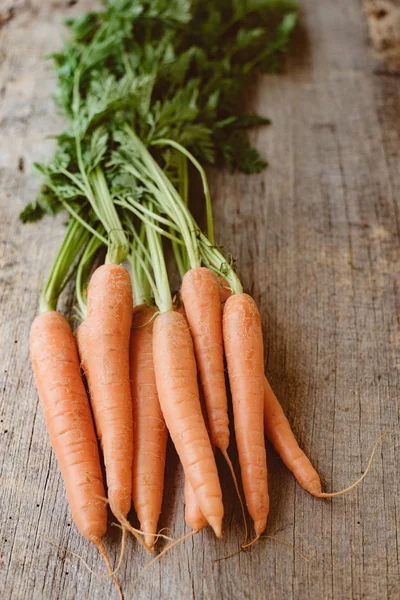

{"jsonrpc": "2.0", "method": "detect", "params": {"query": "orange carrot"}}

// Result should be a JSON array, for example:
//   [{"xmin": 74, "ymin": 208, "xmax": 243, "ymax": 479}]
[
  {"xmin": 181, "ymin": 267, "xmax": 229, "ymax": 453},
  {"xmin": 30, "ymin": 312, "xmax": 111, "ymax": 561},
  {"xmin": 263, "ymin": 377, "xmax": 322, "ymax": 495},
  {"xmin": 184, "ymin": 478, "xmax": 208, "ymax": 532},
  {"xmin": 152, "ymin": 310, "xmax": 224, "ymax": 537},
  {"xmin": 77, "ymin": 264, "xmax": 133, "ymax": 519},
  {"xmin": 217, "ymin": 276, "xmax": 322, "ymax": 497},
  {"xmin": 183, "ymin": 371, "xmax": 214, "ymax": 533},
  {"xmin": 130, "ymin": 304, "xmax": 167, "ymax": 551},
  {"xmin": 223, "ymin": 293, "xmax": 269, "ymax": 536}
]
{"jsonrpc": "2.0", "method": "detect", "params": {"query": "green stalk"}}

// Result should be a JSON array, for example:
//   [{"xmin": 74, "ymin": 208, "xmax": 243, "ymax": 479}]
[
  {"xmin": 126, "ymin": 220, "xmax": 153, "ymax": 307},
  {"xmin": 171, "ymin": 153, "xmax": 189, "ymax": 279},
  {"xmin": 75, "ymin": 232, "xmax": 105, "ymax": 321},
  {"xmin": 60, "ymin": 201, "xmax": 108, "ymax": 244},
  {"xmin": 142, "ymin": 204, "xmax": 173, "ymax": 314},
  {"xmin": 199, "ymin": 232, "xmax": 243, "ymax": 294},
  {"xmin": 152, "ymin": 140, "xmax": 242, "ymax": 293},
  {"xmin": 114, "ymin": 198, "xmax": 185, "ymax": 246},
  {"xmin": 152, "ymin": 138, "xmax": 214, "ymax": 245},
  {"xmin": 124, "ymin": 125, "xmax": 201, "ymax": 269},
  {"xmin": 40, "ymin": 219, "xmax": 89, "ymax": 313},
  {"xmin": 89, "ymin": 167, "xmax": 129, "ymax": 264},
  {"xmin": 123, "ymin": 196, "xmax": 180, "ymax": 232}
]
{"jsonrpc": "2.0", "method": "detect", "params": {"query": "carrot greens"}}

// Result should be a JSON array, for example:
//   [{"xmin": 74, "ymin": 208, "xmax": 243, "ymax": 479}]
[{"xmin": 21, "ymin": 0, "xmax": 297, "ymax": 228}]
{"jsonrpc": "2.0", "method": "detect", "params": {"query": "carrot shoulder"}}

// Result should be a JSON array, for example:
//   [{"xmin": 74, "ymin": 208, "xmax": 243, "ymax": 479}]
[
  {"xmin": 130, "ymin": 304, "xmax": 167, "ymax": 550},
  {"xmin": 152, "ymin": 310, "xmax": 224, "ymax": 537},
  {"xmin": 77, "ymin": 264, "xmax": 133, "ymax": 518},
  {"xmin": 30, "ymin": 311, "xmax": 106, "ymax": 544},
  {"xmin": 223, "ymin": 293, "xmax": 269, "ymax": 536}
]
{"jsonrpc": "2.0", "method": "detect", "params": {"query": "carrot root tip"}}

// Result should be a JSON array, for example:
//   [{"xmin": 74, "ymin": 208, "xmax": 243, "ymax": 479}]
[
  {"xmin": 207, "ymin": 516, "xmax": 222, "ymax": 538},
  {"xmin": 317, "ymin": 429, "xmax": 391, "ymax": 498}
]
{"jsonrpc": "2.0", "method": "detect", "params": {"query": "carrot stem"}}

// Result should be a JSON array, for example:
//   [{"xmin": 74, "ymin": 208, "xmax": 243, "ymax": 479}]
[
  {"xmin": 151, "ymin": 138, "xmax": 215, "ymax": 245},
  {"xmin": 115, "ymin": 198, "xmax": 185, "ymax": 246},
  {"xmin": 123, "ymin": 125, "xmax": 201, "ymax": 269},
  {"xmin": 143, "ymin": 203, "xmax": 173, "ymax": 313},
  {"xmin": 128, "ymin": 221, "xmax": 152, "ymax": 307},
  {"xmin": 39, "ymin": 218, "xmax": 88, "ymax": 313},
  {"xmin": 76, "ymin": 232, "xmax": 104, "ymax": 320},
  {"xmin": 89, "ymin": 167, "xmax": 129, "ymax": 265}
]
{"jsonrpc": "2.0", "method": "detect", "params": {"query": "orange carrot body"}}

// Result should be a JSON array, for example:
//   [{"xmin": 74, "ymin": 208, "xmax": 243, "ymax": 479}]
[
  {"xmin": 184, "ymin": 478, "xmax": 208, "ymax": 532},
  {"xmin": 77, "ymin": 264, "xmax": 133, "ymax": 518},
  {"xmin": 30, "ymin": 311, "xmax": 106, "ymax": 544},
  {"xmin": 223, "ymin": 293, "xmax": 269, "ymax": 536},
  {"xmin": 152, "ymin": 310, "xmax": 224, "ymax": 537},
  {"xmin": 130, "ymin": 305, "xmax": 167, "ymax": 549},
  {"xmin": 181, "ymin": 267, "xmax": 229, "ymax": 451},
  {"xmin": 184, "ymin": 372, "xmax": 214, "ymax": 533},
  {"xmin": 218, "ymin": 278, "xmax": 321, "ymax": 498},
  {"xmin": 264, "ymin": 377, "xmax": 321, "ymax": 495}
]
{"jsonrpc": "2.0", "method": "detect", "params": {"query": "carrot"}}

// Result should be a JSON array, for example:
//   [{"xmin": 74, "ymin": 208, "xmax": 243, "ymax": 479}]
[
  {"xmin": 29, "ymin": 220, "xmax": 123, "ymax": 595},
  {"xmin": 181, "ymin": 267, "xmax": 229, "ymax": 453},
  {"xmin": 183, "ymin": 371, "xmax": 214, "ymax": 533},
  {"xmin": 184, "ymin": 477, "xmax": 208, "ymax": 532},
  {"xmin": 130, "ymin": 304, "xmax": 167, "ymax": 551},
  {"xmin": 29, "ymin": 312, "xmax": 120, "ymax": 581},
  {"xmin": 263, "ymin": 377, "xmax": 322, "ymax": 495},
  {"xmin": 77, "ymin": 263, "xmax": 133, "ymax": 519},
  {"xmin": 127, "ymin": 188, "xmax": 224, "ymax": 538},
  {"xmin": 216, "ymin": 274, "xmax": 322, "ymax": 497},
  {"xmin": 223, "ymin": 293, "xmax": 269, "ymax": 537},
  {"xmin": 153, "ymin": 310, "xmax": 224, "ymax": 537}
]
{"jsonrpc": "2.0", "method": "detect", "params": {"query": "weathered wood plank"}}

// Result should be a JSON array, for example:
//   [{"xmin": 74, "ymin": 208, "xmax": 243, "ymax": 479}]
[{"xmin": 0, "ymin": 1, "xmax": 399, "ymax": 599}]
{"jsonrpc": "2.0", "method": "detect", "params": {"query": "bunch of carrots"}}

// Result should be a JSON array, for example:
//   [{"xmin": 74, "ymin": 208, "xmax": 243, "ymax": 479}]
[{"xmin": 22, "ymin": 0, "xmax": 379, "ymax": 595}]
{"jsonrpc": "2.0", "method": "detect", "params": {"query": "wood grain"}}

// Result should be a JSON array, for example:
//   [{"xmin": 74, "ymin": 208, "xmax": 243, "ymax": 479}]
[{"xmin": 0, "ymin": 1, "xmax": 399, "ymax": 599}]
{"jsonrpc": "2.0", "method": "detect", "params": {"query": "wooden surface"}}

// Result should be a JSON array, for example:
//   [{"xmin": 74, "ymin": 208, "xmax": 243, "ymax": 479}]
[{"xmin": 0, "ymin": 1, "xmax": 399, "ymax": 599}]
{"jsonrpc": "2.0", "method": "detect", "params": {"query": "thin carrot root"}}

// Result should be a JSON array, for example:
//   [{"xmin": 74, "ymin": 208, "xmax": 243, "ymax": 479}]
[
  {"xmin": 215, "ymin": 534, "xmax": 260, "ymax": 563},
  {"xmin": 260, "ymin": 535, "xmax": 311, "ymax": 562},
  {"xmin": 241, "ymin": 535, "xmax": 260, "ymax": 549},
  {"xmin": 130, "ymin": 530, "xmax": 197, "ymax": 598},
  {"xmin": 40, "ymin": 534, "xmax": 125, "ymax": 592},
  {"xmin": 109, "ymin": 507, "xmax": 174, "ymax": 550},
  {"xmin": 317, "ymin": 430, "xmax": 391, "ymax": 498},
  {"xmin": 214, "ymin": 548, "xmax": 243, "ymax": 562},
  {"xmin": 215, "ymin": 534, "xmax": 311, "ymax": 563},
  {"xmin": 131, "ymin": 310, "xmax": 159, "ymax": 329},
  {"xmin": 221, "ymin": 449, "xmax": 249, "ymax": 545},
  {"xmin": 96, "ymin": 540, "xmax": 124, "ymax": 600}
]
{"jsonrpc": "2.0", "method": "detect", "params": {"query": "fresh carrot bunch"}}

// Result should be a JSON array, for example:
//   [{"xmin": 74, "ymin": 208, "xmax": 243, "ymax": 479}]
[
  {"xmin": 20, "ymin": 0, "xmax": 372, "ymax": 596},
  {"xmin": 104, "ymin": 131, "xmax": 324, "ymax": 545}
]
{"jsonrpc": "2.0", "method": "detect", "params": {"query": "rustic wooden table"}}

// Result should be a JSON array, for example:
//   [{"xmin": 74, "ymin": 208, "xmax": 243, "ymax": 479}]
[{"xmin": 0, "ymin": 1, "xmax": 399, "ymax": 599}]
